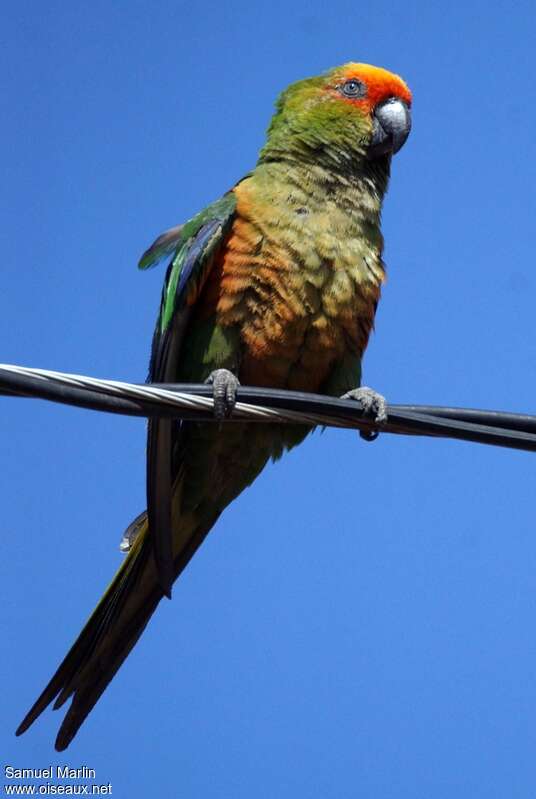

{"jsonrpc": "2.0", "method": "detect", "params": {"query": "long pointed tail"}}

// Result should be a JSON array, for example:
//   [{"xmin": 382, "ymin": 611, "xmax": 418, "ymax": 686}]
[
  {"xmin": 16, "ymin": 420, "xmax": 272, "ymax": 749},
  {"xmin": 17, "ymin": 504, "xmax": 221, "ymax": 751},
  {"xmin": 16, "ymin": 516, "xmax": 163, "ymax": 751}
]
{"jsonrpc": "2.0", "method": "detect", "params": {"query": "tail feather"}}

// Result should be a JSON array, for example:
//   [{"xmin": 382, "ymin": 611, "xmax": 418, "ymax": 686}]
[
  {"xmin": 54, "ymin": 589, "xmax": 161, "ymax": 751},
  {"xmin": 52, "ymin": 530, "xmax": 153, "ymax": 711},
  {"xmin": 16, "ymin": 521, "xmax": 160, "ymax": 749},
  {"xmin": 16, "ymin": 510, "xmax": 221, "ymax": 750}
]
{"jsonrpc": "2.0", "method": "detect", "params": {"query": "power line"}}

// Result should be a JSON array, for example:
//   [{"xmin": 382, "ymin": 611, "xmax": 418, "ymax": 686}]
[{"xmin": 1, "ymin": 363, "xmax": 535, "ymax": 452}]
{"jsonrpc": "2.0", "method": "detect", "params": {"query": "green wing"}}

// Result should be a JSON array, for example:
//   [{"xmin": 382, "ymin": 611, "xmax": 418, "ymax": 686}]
[{"xmin": 143, "ymin": 191, "xmax": 237, "ymax": 596}]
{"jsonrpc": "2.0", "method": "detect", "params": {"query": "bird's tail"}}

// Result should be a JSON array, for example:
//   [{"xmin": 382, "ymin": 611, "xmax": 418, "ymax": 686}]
[{"xmin": 16, "ymin": 513, "xmax": 164, "ymax": 751}]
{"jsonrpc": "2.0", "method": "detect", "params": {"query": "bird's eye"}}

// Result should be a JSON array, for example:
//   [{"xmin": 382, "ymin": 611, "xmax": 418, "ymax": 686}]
[{"xmin": 341, "ymin": 79, "xmax": 366, "ymax": 99}]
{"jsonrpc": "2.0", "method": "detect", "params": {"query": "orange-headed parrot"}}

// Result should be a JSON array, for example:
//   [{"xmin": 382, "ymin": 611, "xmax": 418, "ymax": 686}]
[{"xmin": 17, "ymin": 62, "xmax": 412, "ymax": 750}]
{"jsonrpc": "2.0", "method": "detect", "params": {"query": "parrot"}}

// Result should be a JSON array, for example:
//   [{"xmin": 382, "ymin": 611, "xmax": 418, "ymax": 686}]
[{"xmin": 16, "ymin": 62, "xmax": 412, "ymax": 750}]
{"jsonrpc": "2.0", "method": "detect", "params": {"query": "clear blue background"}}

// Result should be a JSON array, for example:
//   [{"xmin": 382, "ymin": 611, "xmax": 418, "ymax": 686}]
[{"xmin": 3, "ymin": 1, "xmax": 536, "ymax": 796}]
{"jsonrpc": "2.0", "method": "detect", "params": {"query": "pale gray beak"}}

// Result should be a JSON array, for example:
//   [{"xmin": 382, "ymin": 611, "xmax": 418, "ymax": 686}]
[{"xmin": 369, "ymin": 98, "xmax": 411, "ymax": 158}]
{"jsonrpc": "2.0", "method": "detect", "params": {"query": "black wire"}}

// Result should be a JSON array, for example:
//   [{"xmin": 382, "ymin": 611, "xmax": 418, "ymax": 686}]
[
  {"xmin": 396, "ymin": 404, "xmax": 536, "ymax": 433},
  {"xmin": 1, "ymin": 367, "xmax": 536, "ymax": 453}
]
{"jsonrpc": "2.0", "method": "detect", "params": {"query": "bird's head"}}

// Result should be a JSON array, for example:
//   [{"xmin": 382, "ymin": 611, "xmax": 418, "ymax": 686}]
[{"xmin": 261, "ymin": 63, "xmax": 412, "ymax": 166}]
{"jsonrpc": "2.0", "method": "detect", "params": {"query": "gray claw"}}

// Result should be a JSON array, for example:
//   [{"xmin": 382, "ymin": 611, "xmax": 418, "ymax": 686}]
[
  {"xmin": 341, "ymin": 386, "xmax": 387, "ymax": 440},
  {"xmin": 206, "ymin": 369, "xmax": 240, "ymax": 419}
]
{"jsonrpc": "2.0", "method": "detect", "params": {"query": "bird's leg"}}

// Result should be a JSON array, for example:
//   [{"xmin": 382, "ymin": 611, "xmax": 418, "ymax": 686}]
[
  {"xmin": 205, "ymin": 369, "xmax": 241, "ymax": 420},
  {"xmin": 341, "ymin": 386, "xmax": 387, "ymax": 442}
]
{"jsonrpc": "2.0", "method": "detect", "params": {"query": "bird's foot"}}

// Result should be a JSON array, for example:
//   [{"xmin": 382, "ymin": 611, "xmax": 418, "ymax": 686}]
[
  {"xmin": 341, "ymin": 386, "xmax": 387, "ymax": 442},
  {"xmin": 205, "ymin": 369, "xmax": 240, "ymax": 420}
]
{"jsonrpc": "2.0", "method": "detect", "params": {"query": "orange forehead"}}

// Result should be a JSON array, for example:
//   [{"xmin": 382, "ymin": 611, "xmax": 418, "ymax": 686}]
[{"xmin": 334, "ymin": 62, "xmax": 412, "ymax": 110}]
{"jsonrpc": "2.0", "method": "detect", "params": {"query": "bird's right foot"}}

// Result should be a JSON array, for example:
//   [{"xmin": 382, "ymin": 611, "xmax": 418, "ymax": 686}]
[{"xmin": 205, "ymin": 369, "xmax": 240, "ymax": 420}]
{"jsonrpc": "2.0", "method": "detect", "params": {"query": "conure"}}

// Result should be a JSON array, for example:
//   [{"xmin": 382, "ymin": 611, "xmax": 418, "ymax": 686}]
[{"xmin": 17, "ymin": 62, "xmax": 412, "ymax": 750}]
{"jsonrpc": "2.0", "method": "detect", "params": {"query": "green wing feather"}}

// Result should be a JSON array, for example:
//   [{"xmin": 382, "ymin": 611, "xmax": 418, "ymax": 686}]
[
  {"xmin": 138, "ymin": 224, "xmax": 184, "ymax": 270},
  {"xmin": 145, "ymin": 191, "xmax": 237, "ymax": 597}
]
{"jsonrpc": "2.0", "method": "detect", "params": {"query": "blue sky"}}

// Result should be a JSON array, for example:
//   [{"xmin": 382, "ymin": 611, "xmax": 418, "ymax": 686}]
[{"xmin": 3, "ymin": 0, "xmax": 536, "ymax": 796}]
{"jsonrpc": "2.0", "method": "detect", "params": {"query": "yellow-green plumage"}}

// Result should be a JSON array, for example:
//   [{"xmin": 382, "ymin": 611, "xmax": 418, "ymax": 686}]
[
  {"xmin": 212, "ymin": 159, "xmax": 386, "ymax": 391},
  {"xmin": 17, "ymin": 62, "xmax": 412, "ymax": 749}
]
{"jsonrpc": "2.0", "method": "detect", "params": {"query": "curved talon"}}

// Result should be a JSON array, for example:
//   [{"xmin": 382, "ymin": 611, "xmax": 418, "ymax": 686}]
[
  {"xmin": 205, "ymin": 369, "xmax": 240, "ymax": 419},
  {"xmin": 341, "ymin": 385, "xmax": 387, "ymax": 440},
  {"xmin": 359, "ymin": 429, "xmax": 380, "ymax": 442}
]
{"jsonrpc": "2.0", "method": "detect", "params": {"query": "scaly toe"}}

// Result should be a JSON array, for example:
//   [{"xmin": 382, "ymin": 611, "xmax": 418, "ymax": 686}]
[
  {"xmin": 341, "ymin": 386, "xmax": 388, "ymax": 438},
  {"xmin": 206, "ymin": 369, "xmax": 240, "ymax": 419}
]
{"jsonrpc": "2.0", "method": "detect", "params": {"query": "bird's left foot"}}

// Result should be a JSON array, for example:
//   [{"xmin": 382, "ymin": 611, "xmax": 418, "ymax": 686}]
[
  {"xmin": 341, "ymin": 386, "xmax": 387, "ymax": 441},
  {"xmin": 206, "ymin": 369, "xmax": 240, "ymax": 419}
]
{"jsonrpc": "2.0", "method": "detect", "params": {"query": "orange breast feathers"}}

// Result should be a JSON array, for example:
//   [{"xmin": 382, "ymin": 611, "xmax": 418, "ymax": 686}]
[{"xmin": 196, "ymin": 204, "xmax": 380, "ymax": 392}]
